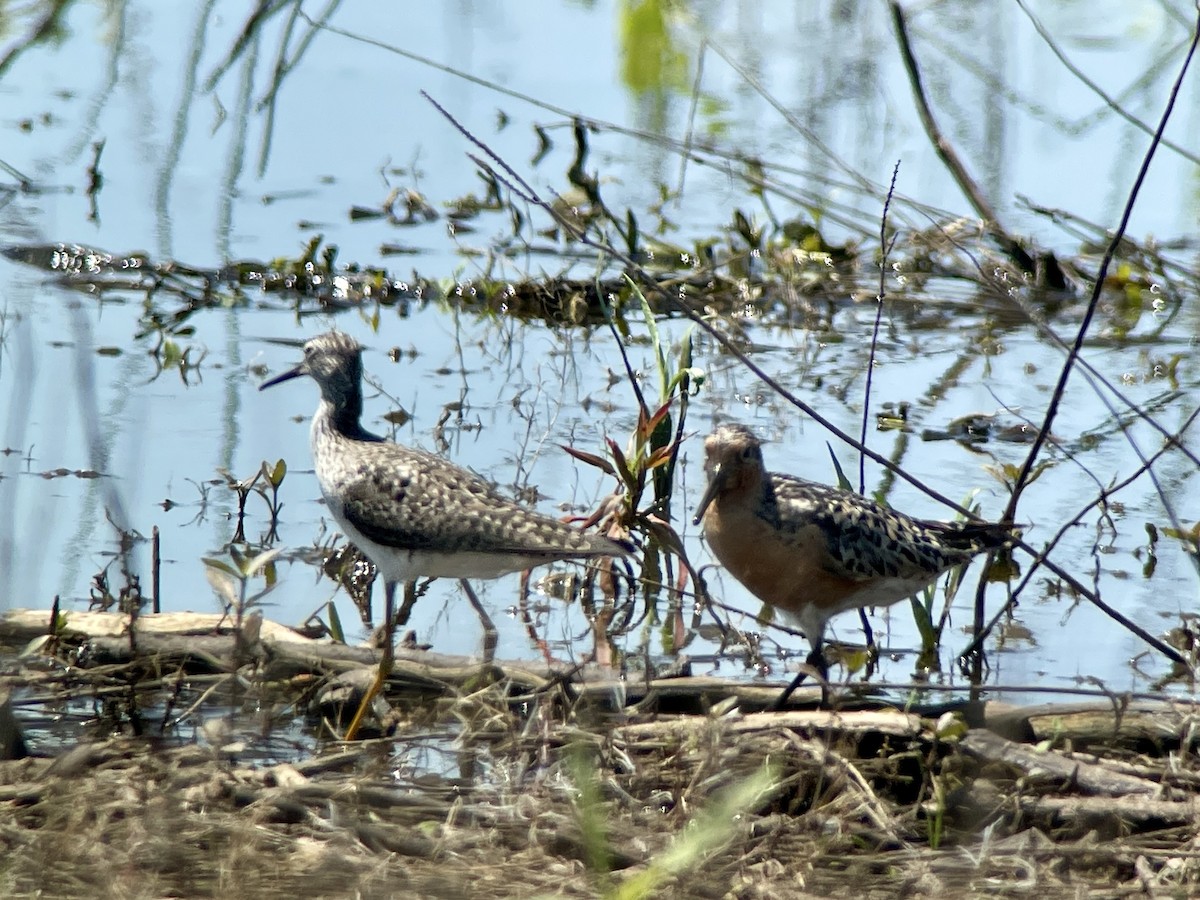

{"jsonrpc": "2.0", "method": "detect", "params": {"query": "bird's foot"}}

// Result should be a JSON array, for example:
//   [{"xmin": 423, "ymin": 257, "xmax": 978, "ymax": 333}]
[{"xmin": 767, "ymin": 648, "xmax": 830, "ymax": 711}]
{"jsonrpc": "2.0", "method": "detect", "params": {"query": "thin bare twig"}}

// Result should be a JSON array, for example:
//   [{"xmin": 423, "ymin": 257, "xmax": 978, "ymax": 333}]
[
  {"xmin": 1016, "ymin": 0, "xmax": 1200, "ymax": 167},
  {"xmin": 959, "ymin": 406, "xmax": 1200, "ymax": 664},
  {"xmin": 889, "ymin": 1, "xmax": 1048, "ymax": 280},
  {"xmin": 1003, "ymin": 8, "xmax": 1200, "ymax": 522},
  {"xmin": 861, "ymin": 161, "xmax": 901, "ymax": 495}
]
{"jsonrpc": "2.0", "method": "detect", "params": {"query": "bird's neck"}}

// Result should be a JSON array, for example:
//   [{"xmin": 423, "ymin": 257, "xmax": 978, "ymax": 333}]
[{"xmin": 315, "ymin": 390, "xmax": 365, "ymax": 438}]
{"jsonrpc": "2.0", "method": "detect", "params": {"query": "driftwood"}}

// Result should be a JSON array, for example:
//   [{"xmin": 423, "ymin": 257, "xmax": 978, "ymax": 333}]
[
  {"xmin": 614, "ymin": 708, "xmax": 928, "ymax": 744},
  {"xmin": 987, "ymin": 699, "xmax": 1200, "ymax": 749},
  {"xmin": 570, "ymin": 673, "xmax": 825, "ymax": 710},
  {"xmin": 0, "ymin": 608, "xmax": 306, "ymax": 643},
  {"xmin": 1024, "ymin": 702, "xmax": 1200, "ymax": 748},
  {"xmin": 1015, "ymin": 794, "xmax": 1200, "ymax": 834},
  {"xmin": 6, "ymin": 609, "xmax": 1199, "ymax": 732},
  {"xmin": 961, "ymin": 728, "xmax": 1164, "ymax": 798},
  {"xmin": 1, "ymin": 608, "xmax": 828, "ymax": 711}
]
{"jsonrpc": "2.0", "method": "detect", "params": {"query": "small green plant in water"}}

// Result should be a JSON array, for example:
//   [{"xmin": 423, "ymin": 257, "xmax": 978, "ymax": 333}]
[
  {"xmin": 1161, "ymin": 520, "xmax": 1200, "ymax": 575},
  {"xmin": 564, "ymin": 280, "xmax": 702, "ymax": 545},
  {"xmin": 218, "ymin": 459, "xmax": 287, "ymax": 544},
  {"xmin": 306, "ymin": 598, "xmax": 348, "ymax": 645},
  {"xmin": 203, "ymin": 545, "xmax": 281, "ymax": 635},
  {"xmin": 563, "ymin": 280, "xmax": 704, "ymax": 653},
  {"xmin": 911, "ymin": 490, "xmax": 991, "ymax": 672}
]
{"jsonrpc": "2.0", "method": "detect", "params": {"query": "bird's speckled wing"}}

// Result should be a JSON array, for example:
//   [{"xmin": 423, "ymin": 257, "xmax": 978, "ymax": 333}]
[
  {"xmin": 327, "ymin": 438, "xmax": 619, "ymax": 560},
  {"xmin": 764, "ymin": 474, "xmax": 1004, "ymax": 582}
]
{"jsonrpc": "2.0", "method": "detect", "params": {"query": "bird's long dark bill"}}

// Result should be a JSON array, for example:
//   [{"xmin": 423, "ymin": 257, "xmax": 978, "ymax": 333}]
[
  {"xmin": 692, "ymin": 466, "xmax": 725, "ymax": 526},
  {"xmin": 259, "ymin": 365, "xmax": 305, "ymax": 390}
]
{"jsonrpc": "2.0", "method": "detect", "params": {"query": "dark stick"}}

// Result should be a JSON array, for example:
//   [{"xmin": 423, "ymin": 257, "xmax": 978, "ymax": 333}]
[
  {"xmin": 152, "ymin": 525, "xmax": 161, "ymax": 615},
  {"xmin": 861, "ymin": 161, "xmax": 901, "ymax": 495},
  {"xmin": 855, "ymin": 162, "xmax": 902, "ymax": 659},
  {"xmin": 1001, "ymin": 9, "xmax": 1200, "ymax": 522},
  {"xmin": 889, "ymin": 1, "xmax": 1036, "ymax": 274},
  {"xmin": 959, "ymin": 407, "xmax": 1200, "ymax": 665}
]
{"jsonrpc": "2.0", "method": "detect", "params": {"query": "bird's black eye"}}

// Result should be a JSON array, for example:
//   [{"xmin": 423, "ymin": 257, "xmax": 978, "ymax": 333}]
[
  {"xmin": 741, "ymin": 446, "xmax": 756, "ymax": 461},
  {"xmin": 303, "ymin": 344, "xmax": 316, "ymax": 357}
]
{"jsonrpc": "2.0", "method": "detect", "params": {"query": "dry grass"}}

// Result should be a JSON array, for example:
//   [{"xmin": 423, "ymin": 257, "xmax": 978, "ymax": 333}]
[{"xmin": 4, "ymin": 649, "xmax": 1200, "ymax": 900}]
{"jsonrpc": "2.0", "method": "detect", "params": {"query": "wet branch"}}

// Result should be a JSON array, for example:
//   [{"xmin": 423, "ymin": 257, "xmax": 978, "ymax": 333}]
[{"xmin": 889, "ymin": 1, "xmax": 1062, "ymax": 285}]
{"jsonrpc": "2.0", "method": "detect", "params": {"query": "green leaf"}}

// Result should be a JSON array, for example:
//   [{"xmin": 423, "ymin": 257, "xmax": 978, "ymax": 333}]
[
  {"xmin": 909, "ymin": 591, "xmax": 937, "ymax": 649},
  {"xmin": 20, "ymin": 634, "xmax": 53, "ymax": 658},
  {"xmin": 642, "ymin": 401, "xmax": 673, "ymax": 443},
  {"xmin": 644, "ymin": 442, "xmax": 678, "ymax": 470},
  {"xmin": 678, "ymin": 327, "xmax": 693, "ymax": 372},
  {"xmin": 326, "ymin": 602, "xmax": 345, "ymax": 644},
  {"xmin": 205, "ymin": 567, "xmax": 240, "ymax": 609},
  {"xmin": 613, "ymin": 766, "xmax": 778, "ymax": 900},
  {"xmin": 244, "ymin": 547, "xmax": 283, "ymax": 578},
  {"xmin": 607, "ymin": 438, "xmax": 636, "ymax": 491},
  {"xmin": 826, "ymin": 443, "xmax": 853, "ymax": 492},
  {"xmin": 628, "ymin": 276, "xmax": 669, "ymax": 398},
  {"xmin": 934, "ymin": 712, "xmax": 968, "ymax": 742},
  {"xmin": 202, "ymin": 558, "xmax": 242, "ymax": 580},
  {"xmin": 566, "ymin": 745, "xmax": 611, "ymax": 874}
]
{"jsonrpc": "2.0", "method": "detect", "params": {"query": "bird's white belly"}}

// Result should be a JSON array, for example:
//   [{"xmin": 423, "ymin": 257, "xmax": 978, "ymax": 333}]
[{"xmin": 781, "ymin": 574, "xmax": 939, "ymax": 645}]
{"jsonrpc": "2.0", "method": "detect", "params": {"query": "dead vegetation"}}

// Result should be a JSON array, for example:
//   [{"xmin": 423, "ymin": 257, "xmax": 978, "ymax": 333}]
[{"xmin": 2, "ymin": 611, "xmax": 1200, "ymax": 898}]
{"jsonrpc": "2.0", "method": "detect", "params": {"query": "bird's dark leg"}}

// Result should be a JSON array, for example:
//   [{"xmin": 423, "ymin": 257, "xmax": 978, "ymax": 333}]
[
  {"xmin": 858, "ymin": 609, "xmax": 879, "ymax": 676},
  {"xmin": 344, "ymin": 579, "xmax": 397, "ymax": 740},
  {"xmin": 768, "ymin": 641, "xmax": 830, "ymax": 711},
  {"xmin": 459, "ymin": 579, "xmax": 498, "ymax": 666}
]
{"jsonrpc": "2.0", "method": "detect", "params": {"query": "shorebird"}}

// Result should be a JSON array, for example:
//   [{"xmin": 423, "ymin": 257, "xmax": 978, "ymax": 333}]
[
  {"xmin": 693, "ymin": 423, "xmax": 1011, "ymax": 707},
  {"xmin": 261, "ymin": 330, "xmax": 628, "ymax": 738}
]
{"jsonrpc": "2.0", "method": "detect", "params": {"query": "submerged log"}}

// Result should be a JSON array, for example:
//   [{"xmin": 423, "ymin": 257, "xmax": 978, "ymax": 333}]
[{"xmin": 1015, "ymin": 794, "xmax": 1200, "ymax": 837}]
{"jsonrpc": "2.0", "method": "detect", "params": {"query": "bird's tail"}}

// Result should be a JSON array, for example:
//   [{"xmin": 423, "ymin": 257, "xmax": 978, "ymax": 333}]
[{"xmin": 945, "ymin": 520, "xmax": 1018, "ymax": 552}]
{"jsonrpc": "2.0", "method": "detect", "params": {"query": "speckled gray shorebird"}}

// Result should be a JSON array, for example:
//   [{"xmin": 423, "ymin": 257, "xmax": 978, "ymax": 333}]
[
  {"xmin": 693, "ymin": 423, "xmax": 1011, "ymax": 708},
  {"xmin": 261, "ymin": 330, "xmax": 628, "ymax": 738}
]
